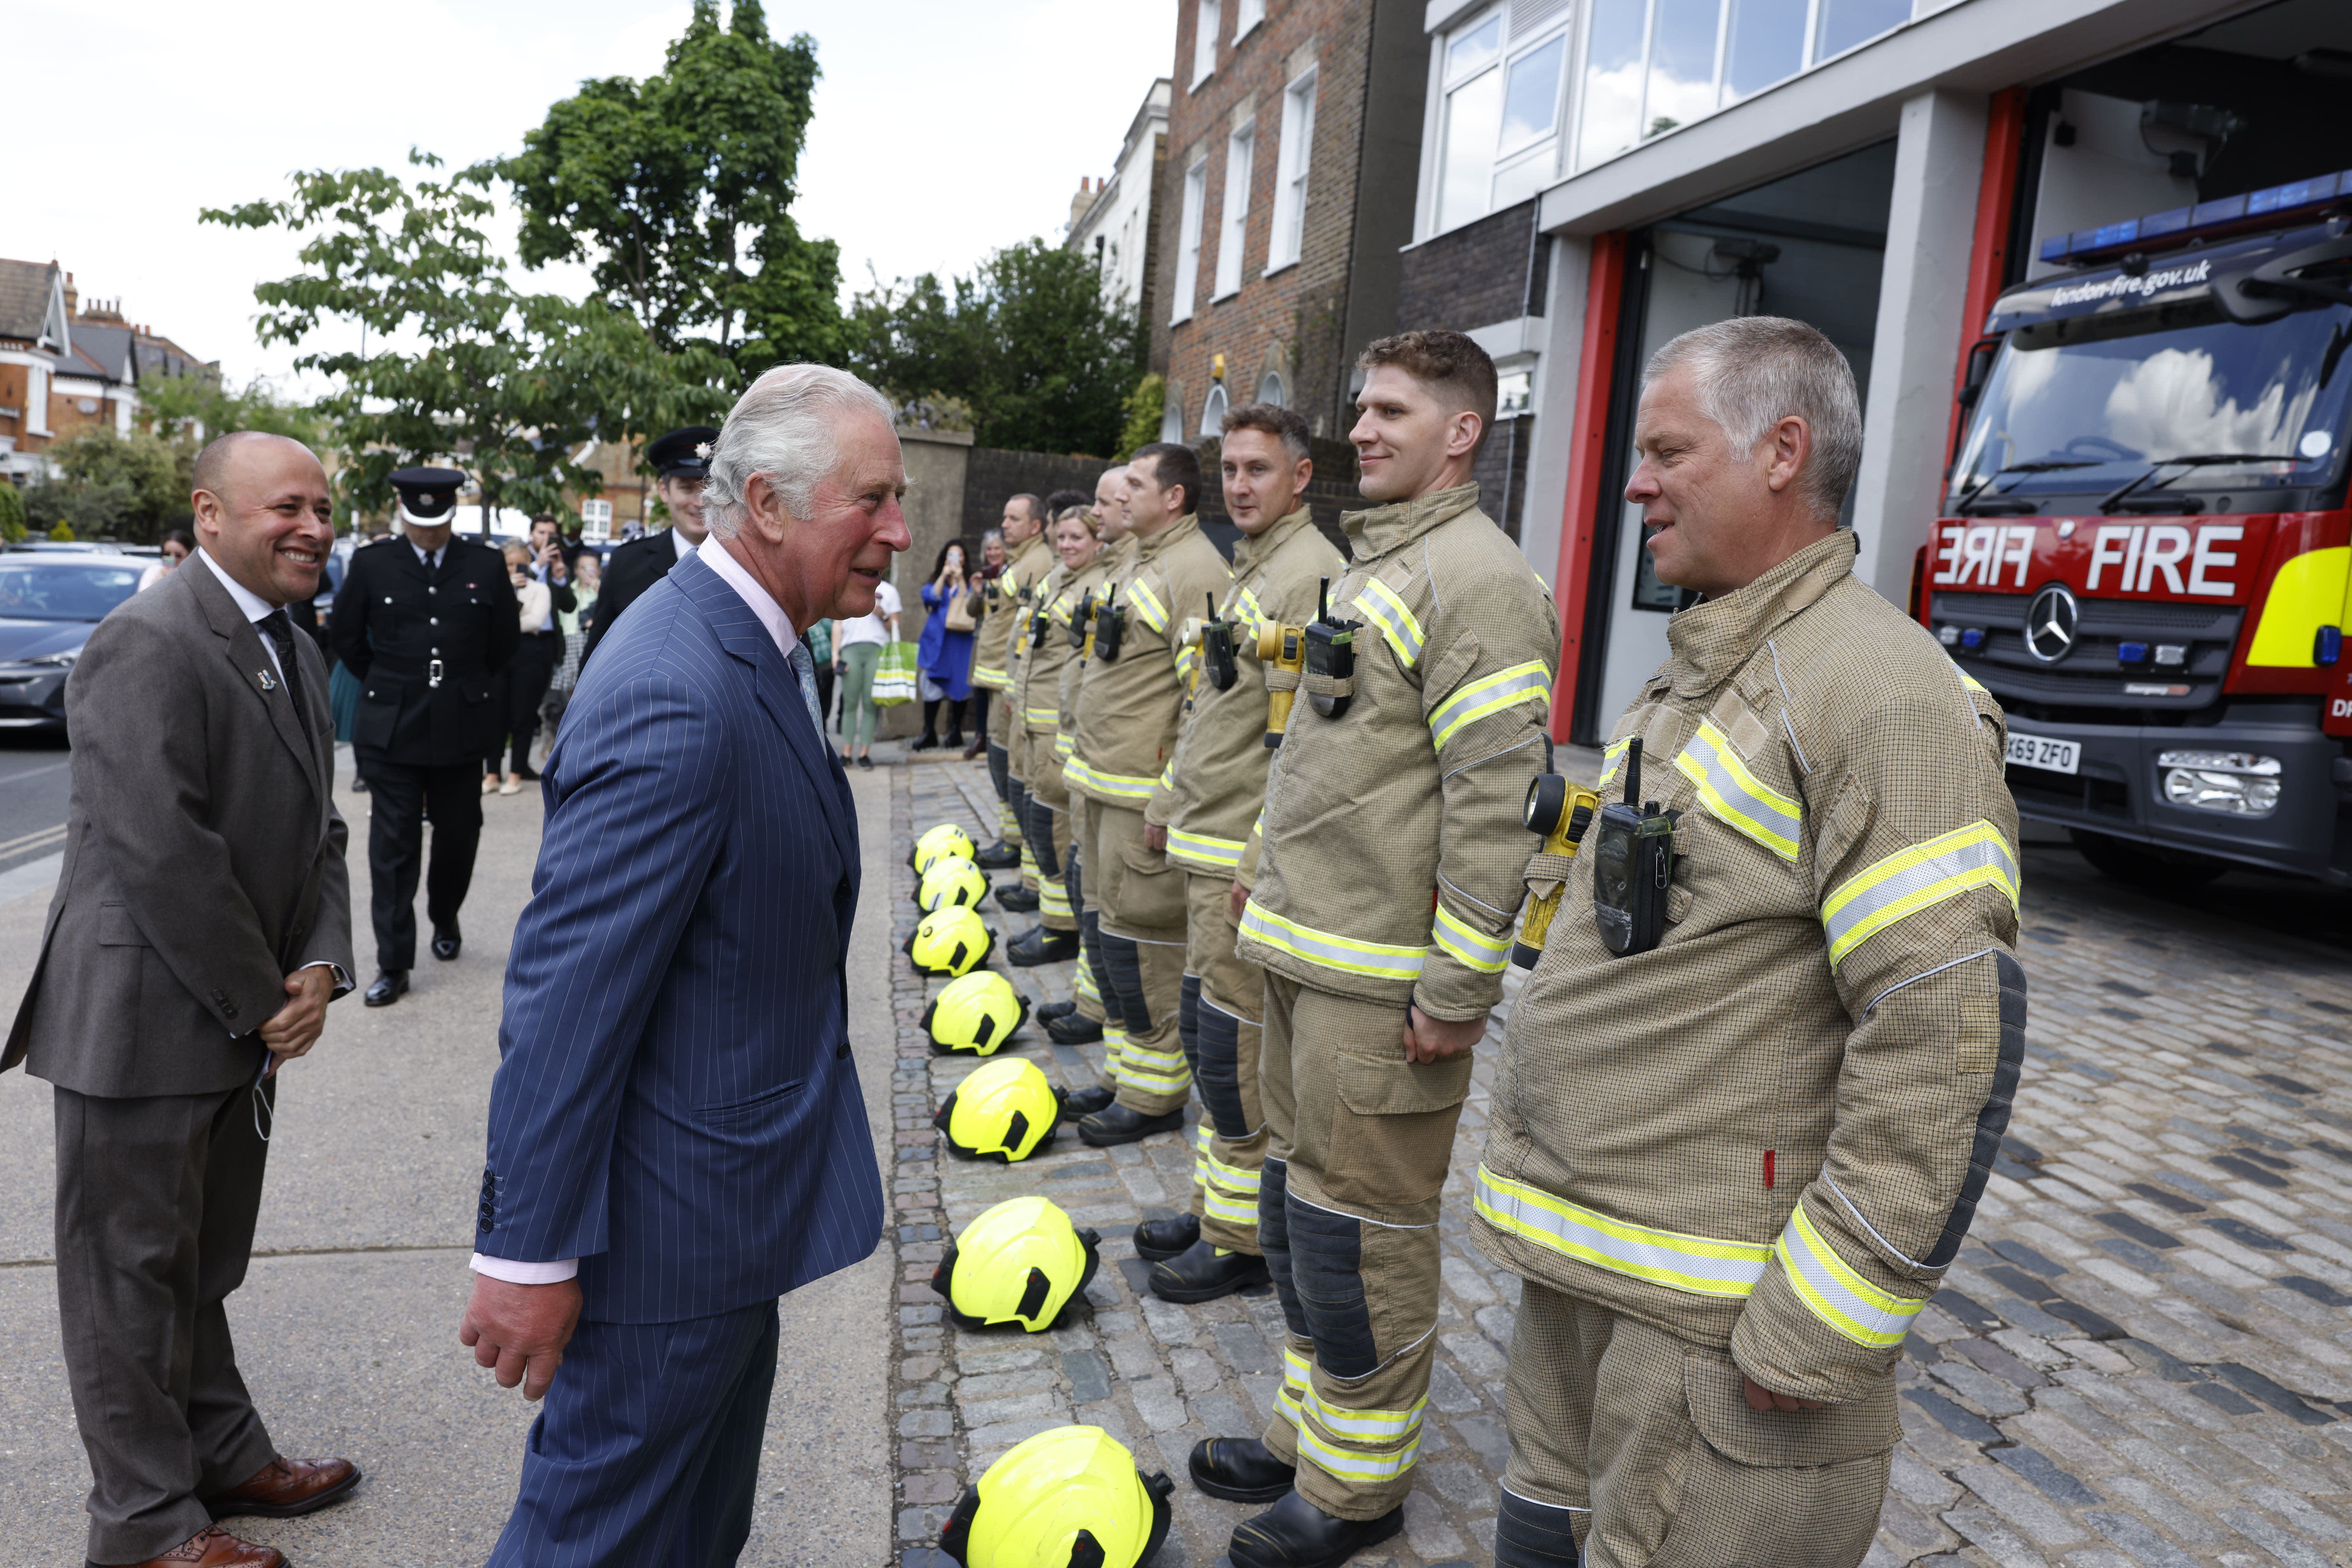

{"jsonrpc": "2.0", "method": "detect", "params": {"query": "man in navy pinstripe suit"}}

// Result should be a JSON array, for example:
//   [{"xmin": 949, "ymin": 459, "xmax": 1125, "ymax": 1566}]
[{"xmin": 459, "ymin": 364, "xmax": 907, "ymax": 1567}]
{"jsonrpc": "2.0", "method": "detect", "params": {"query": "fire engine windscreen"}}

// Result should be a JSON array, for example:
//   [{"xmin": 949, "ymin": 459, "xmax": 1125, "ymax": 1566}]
[{"xmin": 1951, "ymin": 300, "xmax": 2352, "ymax": 513}]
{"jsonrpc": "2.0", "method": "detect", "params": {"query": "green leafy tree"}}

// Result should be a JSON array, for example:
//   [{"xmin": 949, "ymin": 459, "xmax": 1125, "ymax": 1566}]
[
  {"xmin": 47, "ymin": 520, "xmax": 75, "ymax": 543},
  {"xmin": 203, "ymin": 153, "xmax": 729, "ymax": 523},
  {"xmin": 22, "ymin": 428, "xmax": 189, "ymax": 543},
  {"xmin": 494, "ymin": 0, "xmax": 843, "ymax": 379},
  {"xmin": 0, "ymin": 482, "xmax": 26, "ymax": 543},
  {"xmin": 850, "ymin": 240, "xmax": 1144, "ymax": 456},
  {"xmin": 141, "ymin": 373, "xmax": 327, "ymax": 451},
  {"xmin": 1119, "ymin": 373, "xmax": 1165, "ymax": 460}
]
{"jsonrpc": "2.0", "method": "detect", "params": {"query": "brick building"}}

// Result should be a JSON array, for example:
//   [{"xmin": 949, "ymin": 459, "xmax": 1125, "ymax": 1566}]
[
  {"xmin": 1067, "ymin": 79, "xmax": 1172, "ymax": 340},
  {"xmin": 1150, "ymin": 0, "xmax": 1428, "ymax": 443},
  {"xmin": 0, "ymin": 260, "xmax": 214, "ymax": 488}
]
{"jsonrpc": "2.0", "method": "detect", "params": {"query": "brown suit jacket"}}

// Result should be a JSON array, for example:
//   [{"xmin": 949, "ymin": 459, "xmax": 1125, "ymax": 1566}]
[{"xmin": 3, "ymin": 558, "xmax": 354, "ymax": 1097}]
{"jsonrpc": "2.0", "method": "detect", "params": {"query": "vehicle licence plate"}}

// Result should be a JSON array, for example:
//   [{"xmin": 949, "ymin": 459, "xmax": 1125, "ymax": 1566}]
[{"xmin": 2007, "ymin": 732, "xmax": 2080, "ymax": 775}]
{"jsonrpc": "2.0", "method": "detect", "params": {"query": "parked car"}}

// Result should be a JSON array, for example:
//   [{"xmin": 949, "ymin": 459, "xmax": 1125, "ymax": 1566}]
[{"xmin": 0, "ymin": 555, "xmax": 147, "ymax": 730}]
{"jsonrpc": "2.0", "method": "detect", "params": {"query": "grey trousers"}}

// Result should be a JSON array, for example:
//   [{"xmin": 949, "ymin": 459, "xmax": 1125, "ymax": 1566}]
[{"xmin": 55, "ymin": 1080, "xmax": 279, "ymax": 1564}]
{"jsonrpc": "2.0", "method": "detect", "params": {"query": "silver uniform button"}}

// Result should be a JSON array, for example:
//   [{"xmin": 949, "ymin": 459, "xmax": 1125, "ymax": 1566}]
[{"xmin": 430, "ymin": 617, "xmax": 439, "ymax": 625}]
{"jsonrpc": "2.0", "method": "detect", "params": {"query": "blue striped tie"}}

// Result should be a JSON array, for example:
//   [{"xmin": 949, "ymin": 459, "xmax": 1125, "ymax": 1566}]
[{"xmin": 790, "ymin": 642, "xmax": 823, "ymax": 733}]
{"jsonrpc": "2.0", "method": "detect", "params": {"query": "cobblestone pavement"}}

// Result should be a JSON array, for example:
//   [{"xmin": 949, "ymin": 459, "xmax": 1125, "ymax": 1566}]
[{"xmin": 884, "ymin": 758, "xmax": 2352, "ymax": 1568}]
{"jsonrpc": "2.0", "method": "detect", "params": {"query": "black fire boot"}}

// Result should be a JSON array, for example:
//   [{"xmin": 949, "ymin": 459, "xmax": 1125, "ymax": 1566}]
[
  {"xmin": 1132, "ymin": 1213, "xmax": 1200, "ymax": 1262},
  {"xmin": 1494, "ymin": 1487, "xmax": 1584, "ymax": 1568},
  {"xmin": 1151, "ymin": 1240, "xmax": 1270, "ymax": 1304},
  {"xmin": 1044, "ymin": 1011, "xmax": 1104, "ymax": 1045},
  {"xmin": 973, "ymin": 839, "xmax": 1021, "ymax": 869},
  {"xmin": 993, "ymin": 883, "xmax": 1040, "ymax": 913},
  {"xmin": 1062, "ymin": 1083, "xmax": 1116, "ymax": 1116},
  {"xmin": 1229, "ymin": 1491, "xmax": 1402, "ymax": 1568},
  {"xmin": 1010, "ymin": 927, "xmax": 1080, "ymax": 965},
  {"xmin": 1078, "ymin": 1101, "xmax": 1185, "ymax": 1146},
  {"xmin": 1189, "ymin": 1436, "xmax": 1296, "ymax": 1504}
]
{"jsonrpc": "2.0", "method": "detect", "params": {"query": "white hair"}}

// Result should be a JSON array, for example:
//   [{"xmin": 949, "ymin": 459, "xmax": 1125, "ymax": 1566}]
[
  {"xmin": 702, "ymin": 363, "xmax": 895, "ymax": 539},
  {"xmin": 1644, "ymin": 317, "xmax": 1862, "ymax": 521}
]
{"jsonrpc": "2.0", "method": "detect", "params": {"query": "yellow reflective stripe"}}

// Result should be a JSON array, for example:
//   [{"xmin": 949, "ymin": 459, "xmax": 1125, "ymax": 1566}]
[
  {"xmin": 1428, "ymin": 660, "xmax": 1552, "ymax": 750},
  {"xmin": 1074, "ymin": 963, "xmax": 1100, "ymax": 1001},
  {"xmin": 1240, "ymin": 899, "xmax": 1427, "ymax": 982},
  {"xmin": 1472, "ymin": 1165, "xmax": 1770, "ymax": 1299},
  {"xmin": 1597, "ymin": 737, "xmax": 1630, "ymax": 792},
  {"xmin": 1776, "ymin": 1203, "xmax": 1924, "ymax": 1349},
  {"xmin": 1673, "ymin": 719, "xmax": 1802, "ymax": 862},
  {"xmin": 1431, "ymin": 904, "xmax": 1510, "ymax": 975},
  {"xmin": 1303, "ymin": 1387, "xmax": 1425, "ymax": 1442},
  {"xmin": 1159, "ymin": 760, "xmax": 1176, "ymax": 788},
  {"xmin": 1296, "ymin": 1422, "xmax": 1421, "ymax": 1482},
  {"xmin": 1351, "ymin": 579, "xmax": 1425, "ymax": 669},
  {"xmin": 1204, "ymin": 1187, "xmax": 1260, "ymax": 1222},
  {"xmin": 1820, "ymin": 820, "xmax": 2019, "ymax": 968},
  {"xmin": 1203, "ymin": 1146, "xmax": 1261, "ymax": 1190},
  {"xmin": 1064, "ymin": 757, "xmax": 1161, "ymax": 800},
  {"xmin": 1191, "ymin": 1122, "xmax": 1213, "ymax": 1186},
  {"xmin": 1024, "ymin": 706, "xmax": 1060, "ymax": 724},
  {"xmin": 1039, "ymin": 882, "xmax": 1072, "ymax": 916},
  {"xmin": 1948, "ymin": 657, "xmax": 1988, "ymax": 696},
  {"xmin": 1175, "ymin": 645, "xmax": 1197, "ymax": 682},
  {"xmin": 1118, "ymin": 1063, "xmax": 1192, "ymax": 1094},
  {"xmin": 1166, "ymin": 827, "xmax": 1245, "ymax": 870},
  {"xmin": 1055, "ymin": 733, "xmax": 1075, "ymax": 757},
  {"xmin": 1236, "ymin": 587, "xmax": 1266, "ymax": 626},
  {"xmin": 1276, "ymin": 1346, "xmax": 1309, "ymax": 1427},
  {"xmin": 1127, "ymin": 578, "xmax": 1169, "ymax": 634}
]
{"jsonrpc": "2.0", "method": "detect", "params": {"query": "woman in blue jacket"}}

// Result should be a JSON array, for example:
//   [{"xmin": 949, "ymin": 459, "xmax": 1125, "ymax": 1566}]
[{"xmin": 914, "ymin": 539, "xmax": 976, "ymax": 751}]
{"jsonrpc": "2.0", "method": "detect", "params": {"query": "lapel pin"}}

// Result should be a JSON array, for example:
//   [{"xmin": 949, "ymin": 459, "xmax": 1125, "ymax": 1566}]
[{"xmin": 258, "ymin": 670, "xmax": 279, "ymax": 691}]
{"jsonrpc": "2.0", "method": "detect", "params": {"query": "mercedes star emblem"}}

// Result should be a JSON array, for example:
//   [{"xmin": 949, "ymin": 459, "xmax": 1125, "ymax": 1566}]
[{"xmin": 2025, "ymin": 582, "xmax": 2078, "ymax": 664}]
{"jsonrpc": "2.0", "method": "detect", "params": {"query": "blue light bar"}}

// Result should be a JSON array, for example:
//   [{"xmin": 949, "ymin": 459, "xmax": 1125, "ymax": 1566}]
[{"xmin": 2041, "ymin": 173, "xmax": 2350, "ymax": 266}]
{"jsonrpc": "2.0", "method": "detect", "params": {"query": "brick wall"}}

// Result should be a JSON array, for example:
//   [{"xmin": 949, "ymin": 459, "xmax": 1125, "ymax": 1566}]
[
  {"xmin": 1153, "ymin": 0, "xmax": 1415, "ymax": 445},
  {"xmin": 958, "ymin": 448, "xmax": 1121, "ymax": 542},
  {"xmin": 1396, "ymin": 198, "xmax": 1544, "ymax": 334}
]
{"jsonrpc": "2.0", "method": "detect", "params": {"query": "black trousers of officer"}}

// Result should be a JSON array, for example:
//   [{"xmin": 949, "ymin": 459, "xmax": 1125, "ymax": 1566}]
[{"xmin": 360, "ymin": 751, "xmax": 484, "ymax": 973}]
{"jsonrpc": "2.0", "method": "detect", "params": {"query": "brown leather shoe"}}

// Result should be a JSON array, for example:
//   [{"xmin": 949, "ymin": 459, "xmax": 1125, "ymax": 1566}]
[
  {"xmin": 111, "ymin": 1525, "xmax": 286, "ymax": 1566},
  {"xmin": 204, "ymin": 1455, "xmax": 361, "ymax": 1520}
]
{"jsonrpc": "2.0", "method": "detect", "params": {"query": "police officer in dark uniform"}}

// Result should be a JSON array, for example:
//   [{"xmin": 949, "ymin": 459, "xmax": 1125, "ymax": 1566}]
[
  {"xmin": 584, "ymin": 425, "xmax": 718, "ymax": 661},
  {"xmin": 330, "ymin": 467, "xmax": 521, "ymax": 1007}
]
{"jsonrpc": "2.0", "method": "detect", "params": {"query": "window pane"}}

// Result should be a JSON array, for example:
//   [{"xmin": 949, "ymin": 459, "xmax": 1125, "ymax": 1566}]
[
  {"xmin": 1813, "ymin": 0, "xmax": 1907, "ymax": 62},
  {"xmin": 1644, "ymin": 0, "xmax": 1720, "ymax": 141},
  {"xmin": 1575, "ymin": 0, "xmax": 1647, "ymax": 170},
  {"xmin": 1438, "ymin": 67, "xmax": 1504, "ymax": 232},
  {"xmin": 1492, "ymin": 144, "xmax": 1555, "ymax": 211},
  {"xmin": 1448, "ymin": 14, "xmax": 1502, "ymax": 80},
  {"xmin": 1193, "ymin": 0, "xmax": 1220, "ymax": 85},
  {"xmin": 1500, "ymin": 34, "xmax": 1568, "ymax": 152},
  {"xmin": 1722, "ymin": 0, "xmax": 1804, "ymax": 101}
]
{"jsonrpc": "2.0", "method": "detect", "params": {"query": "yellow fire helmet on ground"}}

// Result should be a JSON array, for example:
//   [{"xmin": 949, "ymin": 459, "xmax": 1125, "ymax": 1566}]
[
  {"xmin": 934, "ymin": 1055, "xmax": 1062, "ymax": 1161},
  {"xmin": 918, "ymin": 854, "xmax": 991, "ymax": 913},
  {"xmin": 939, "ymin": 1425, "xmax": 1174, "ymax": 1568},
  {"xmin": 912, "ymin": 822, "xmax": 977, "ymax": 876},
  {"xmin": 931, "ymin": 1194, "xmax": 1100, "ymax": 1333},
  {"xmin": 924, "ymin": 971, "xmax": 1032, "ymax": 1058},
  {"xmin": 906, "ymin": 905, "xmax": 994, "ymax": 978}
]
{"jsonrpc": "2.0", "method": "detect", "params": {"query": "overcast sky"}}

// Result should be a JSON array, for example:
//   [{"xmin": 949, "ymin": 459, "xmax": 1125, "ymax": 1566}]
[{"xmin": 5, "ymin": 0, "xmax": 1172, "ymax": 388}]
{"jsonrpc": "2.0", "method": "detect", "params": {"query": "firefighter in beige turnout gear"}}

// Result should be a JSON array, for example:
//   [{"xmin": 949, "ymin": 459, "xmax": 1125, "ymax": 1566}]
[
  {"xmin": 1000, "ymin": 489, "xmax": 1091, "ymax": 920},
  {"xmin": 1063, "ymin": 444, "xmax": 1231, "ymax": 1147},
  {"xmin": 1474, "ymin": 318, "xmax": 2024, "ymax": 1568},
  {"xmin": 969, "ymin": 496, "xmax": 1052, "ymax": 868},
  {"xmin": 1137, "ymin": 405, "xmax": 1345, "ymax": 1306},
  {"xmin": 1044, "ymin": 482, "xmax": 1137, "ymax": 1055},
  {"xmin": 1006, "ymin": 500, "xmax": 1105, "ymax": 971},
  {"xmin": 1191, "ymin": 334, "xmax": 1559, "ymax": 1568}
]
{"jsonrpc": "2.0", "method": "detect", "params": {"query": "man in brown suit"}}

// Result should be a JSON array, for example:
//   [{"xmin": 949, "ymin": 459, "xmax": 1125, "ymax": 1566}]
[{"xmin": 4, "ymin": 432, "xmax": 361, "ymax": 1568}]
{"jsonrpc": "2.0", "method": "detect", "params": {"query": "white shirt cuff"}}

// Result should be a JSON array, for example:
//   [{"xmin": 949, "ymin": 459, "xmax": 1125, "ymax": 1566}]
[{"xmin": 469, "ymin": 1252, "xmax": 578, "ymax": 1284}]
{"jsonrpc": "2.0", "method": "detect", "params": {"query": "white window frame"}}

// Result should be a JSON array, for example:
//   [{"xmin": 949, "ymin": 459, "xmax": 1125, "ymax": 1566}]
[
  {"xmin": 1235, "ymin": 0, "xmax": 1265, "ymax": 42},
  {"xmin": 1201, "ymin": 382, "xmax": 1230, "ymax": 439},
  {"xmin": 1419, "ymin": 2, "xmax": 1574, "ymax": 241},
  {"xmin": 1213, "ymin": 121, "xmax": 1255, "ymax": 301},
  {"xmin": 1267, "ymin": 67, "xmax": 1318, "ymax": 274},
  {"xmin": 1172, "ymin": 156, "xmax": 1209, "ymax": 324},
  {"xmin": 1192, "ymin": 0, "xmax": 1221, "ymax": 89},
  {"xmin": 580, "ymin": 498, "xmax": 614, "ymax": 542},
  {"xmin": 26, "ymin": 364, "xmax": 51, "ymax": 437}
]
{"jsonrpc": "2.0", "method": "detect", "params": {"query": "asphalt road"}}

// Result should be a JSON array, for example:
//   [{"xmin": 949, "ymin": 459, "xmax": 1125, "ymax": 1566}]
[{"xmin": 0, "ymin": 734, "xmax": 73, "ymax": 879}]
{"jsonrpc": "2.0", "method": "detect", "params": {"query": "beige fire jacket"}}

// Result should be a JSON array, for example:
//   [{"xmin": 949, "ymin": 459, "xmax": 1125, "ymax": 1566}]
[
  {"xmin": 1053, "ymin": 542, "xmax": 1129, "ymax": 764},
  {"xmin": 1065, "ymin": 516, "xmax": 1230, "ymax": 810},
  {"xmin": 1472, "ymin": 530, "xmax": 2025, "ymax": 1403},
  {"xmin": 971, "ymin": 533, "xmax": 1051, "ymax": 692},
  {"xmin": 1146, "ymin": 508, "xmax": 1345, "ymax": 877},
  {"xmin": 1239, "ymin": 485, "xmax": 1559, "ymax": 1021},
  {"xmin": 1017, "ymin": 559, "xmax": 1095, "ymax": 740}
]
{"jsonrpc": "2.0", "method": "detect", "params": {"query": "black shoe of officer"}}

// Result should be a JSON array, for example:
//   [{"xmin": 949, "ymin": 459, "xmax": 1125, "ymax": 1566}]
[
  {"xmin": 1044, "ymin": 1010, "xmax": 1104, "ymax": 1045},
  {"xmin": 1229, "ymin": 1490, "xmax": 1402, "ymax": 1568},
  {"xmin": 1132, "ymin": 1213, "xmax": 1200, "ymax": 1262},
  {"xmin": 1494, "ymin": 1487, "xmax": 1584, "ymax": 1568},
  {"xmin": 431, "ymin": 922, "xmax": 462, "ymax": 961},
  {"xmin": 1079, "ymin": 1102, "xmax": 1185, "ymax": 1147},
  {"xmin": 1188, "ymin": 1436, "xmax": 1295, "ymax": 1505},
  {"xmin": 1152, "ymin": 1240, "xmax": 1270, "ymax": 1304},
  {"xmin": 993, "ymin": 884, "xmax": 1040, "ymax": 914},
  {"xmin": 911, "ymin": 733, "xmax": 938, "ymax": 752},
  {"xmin": 1038, "ymin": 998, "xmax": 1078, "ymax": 1021},
  {"xmin": 1009, "ymin": 927, "xmax": 1080, "ymax": 966},
  {"xmin": 973, "ymin": 839, "xmax": 1021, "ymax": 870},
  {"xmin": 364, "ymin": 971, "xmax": 409, "ymax": 1008},
  {"xmin": 1062, "ymin": 1083, "xmax": 1116, "ymax": 1116}
]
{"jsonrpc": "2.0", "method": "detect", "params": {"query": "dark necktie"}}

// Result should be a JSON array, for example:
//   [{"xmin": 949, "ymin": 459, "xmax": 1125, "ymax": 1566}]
[
  {"xmin": 789, "ymin": 643, "xmax": 823, "ymax": 733},
  {"xmin": 257, "ymin": 609, "xmax": 313, "ymax": 742}
]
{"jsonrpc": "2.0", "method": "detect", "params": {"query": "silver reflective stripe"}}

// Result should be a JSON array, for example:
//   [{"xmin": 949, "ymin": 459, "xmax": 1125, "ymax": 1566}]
[
  {"xmin": 1673, "ymin": 719, "xmax": 1801, "ymax": 862},
  {"xmin": 1820, "ymin": 821, "xmax": 2019, "ymax": 967}
]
